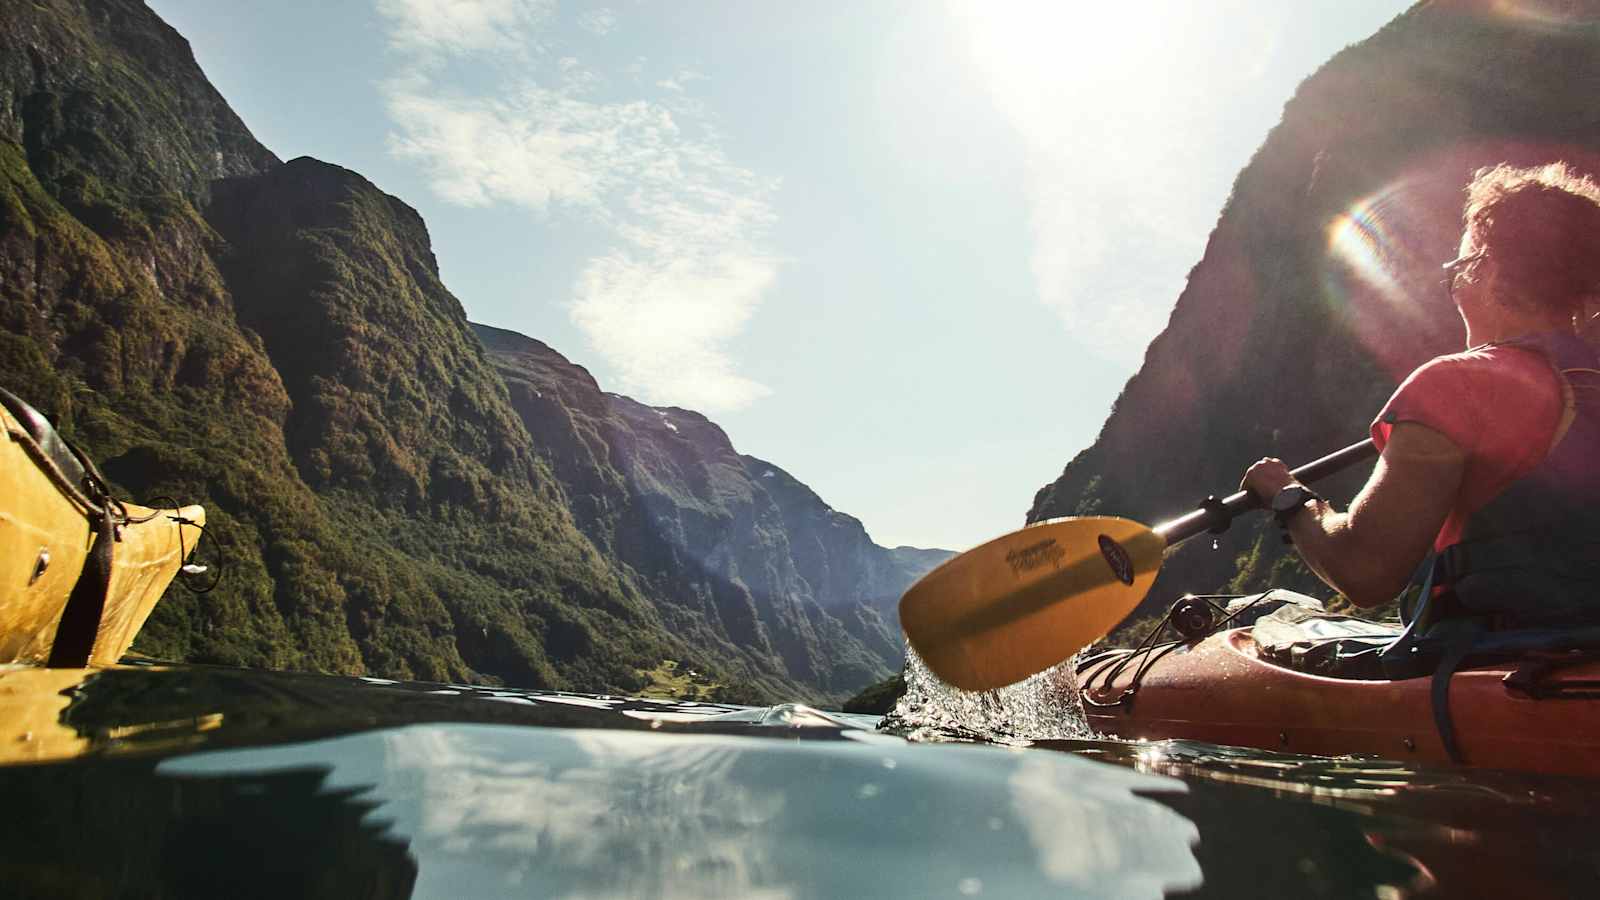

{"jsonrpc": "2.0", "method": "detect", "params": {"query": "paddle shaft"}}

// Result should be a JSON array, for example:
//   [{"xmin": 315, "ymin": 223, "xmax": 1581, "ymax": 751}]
[{"xmin": 1152, "ymin": 438, "xmax": 1378, "ymax": 547}]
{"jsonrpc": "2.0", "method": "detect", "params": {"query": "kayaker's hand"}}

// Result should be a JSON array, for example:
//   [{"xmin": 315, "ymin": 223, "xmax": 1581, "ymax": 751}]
[{"xmin": 1240, "ymin": 458, "xmax": 1293, "ymax": 507}]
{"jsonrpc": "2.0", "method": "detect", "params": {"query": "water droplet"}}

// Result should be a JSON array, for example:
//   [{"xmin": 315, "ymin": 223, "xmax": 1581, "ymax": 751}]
[
  {"xmin": 959, "ymin": 877, "xmax": 984, "ymax": 895},
  {"xmin": 1211, "ymin": 538, "xmax": 1220, "ymax": 551},
  {"xmin": 857, "ymin": 783, "xmax": 881, "ymax": 799}
]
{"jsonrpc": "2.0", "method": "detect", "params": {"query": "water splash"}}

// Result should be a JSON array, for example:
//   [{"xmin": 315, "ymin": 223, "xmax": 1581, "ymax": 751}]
[{"xmin": 880, "ymin": 646, "xmax": 1094, "ymax": 745}]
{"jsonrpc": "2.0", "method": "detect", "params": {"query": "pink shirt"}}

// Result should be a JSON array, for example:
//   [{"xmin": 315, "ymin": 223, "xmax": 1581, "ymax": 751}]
[{"xmin": 1370, "ymin": 344, "xmax": 1564, "ymax": 551}]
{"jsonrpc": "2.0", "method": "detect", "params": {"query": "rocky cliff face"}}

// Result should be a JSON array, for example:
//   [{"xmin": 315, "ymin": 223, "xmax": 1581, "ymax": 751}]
[
  {"xmin": 0, "ymin": 0, "xmax": 947, "ymax": 702},
  {"xmin": 1029, "ymin": 0, "xmax": 1600, "ymax": 614},
  {"xmin": 1, "ymin": 0, "xmax": 277, "ymax": 203},
  {"xmin": 478, "ymin": 324, "xmax": 950, "ymax": 694}
]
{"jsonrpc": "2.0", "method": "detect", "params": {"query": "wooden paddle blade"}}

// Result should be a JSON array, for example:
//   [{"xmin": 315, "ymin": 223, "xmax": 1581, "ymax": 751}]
[{"xmin": 898, "ymin": 517, "xmax": 1165, "ymax": 691}]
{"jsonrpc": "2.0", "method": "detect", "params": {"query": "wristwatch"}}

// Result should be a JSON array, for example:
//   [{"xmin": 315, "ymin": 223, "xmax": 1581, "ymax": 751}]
[{"xmin": 1270, "ymin": 483, "xmax": 1323, "ymax": 529}]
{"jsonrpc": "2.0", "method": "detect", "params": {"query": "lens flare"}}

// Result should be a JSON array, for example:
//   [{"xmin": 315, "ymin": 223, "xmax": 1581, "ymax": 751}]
[
  {"xmin": 1319, "ymin": 177, "xmax": 1464, "ymax": 382},
  {"xmin": 1325, "ymin": 188, "xmax": 1426, "ymax": 320},
  {"xmin": 1329, "ymin": 206, "xmax": 1403, "ymax": 308},
  {"xmin": 1481, "ymin": 0, "xmax": 1600, "ymax": 30}
]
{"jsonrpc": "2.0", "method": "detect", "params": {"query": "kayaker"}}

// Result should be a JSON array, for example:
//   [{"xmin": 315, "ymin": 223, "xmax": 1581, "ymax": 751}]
[{"xmin": 1238, "ymin": 162, "xmax": 1600, "ymax": 615}]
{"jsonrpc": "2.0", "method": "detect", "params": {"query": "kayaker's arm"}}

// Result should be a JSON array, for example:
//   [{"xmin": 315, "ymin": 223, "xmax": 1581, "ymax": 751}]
[{"xmin": 1242, "ymin": 423, "xmax": 1466, "ymax": 607}]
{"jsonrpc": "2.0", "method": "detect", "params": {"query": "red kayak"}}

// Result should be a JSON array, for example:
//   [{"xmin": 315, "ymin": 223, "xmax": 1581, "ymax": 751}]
[{"xmin": 1079, "ymin": 627, "xmax": 1600, "ymax": 779}]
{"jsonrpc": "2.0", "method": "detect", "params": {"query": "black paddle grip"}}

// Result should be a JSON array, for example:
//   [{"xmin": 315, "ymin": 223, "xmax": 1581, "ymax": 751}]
[{"xmin": 1153, "ymin": 438, "xmax": 1378, "ymax": 547}]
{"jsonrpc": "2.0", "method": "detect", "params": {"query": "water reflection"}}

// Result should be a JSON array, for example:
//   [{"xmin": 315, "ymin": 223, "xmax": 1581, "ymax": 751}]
[
  {"xmin": 1008, "ymin": 753, "xmax": 1201, "ymax": 897},
  {"xmin": 158, "ymin": 724, "xmax": 1201, "ymax": 899},
  {"xmin": 1044, "ymin": 738, "xmax": 1600, "ymax": 898},
  {"xmin": 0, "ymin": 757, "xmax": 416, "ymax": 898}
]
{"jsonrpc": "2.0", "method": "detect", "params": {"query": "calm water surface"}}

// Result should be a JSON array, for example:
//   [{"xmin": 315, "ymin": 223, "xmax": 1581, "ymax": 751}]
[{"xmin": 0, "ymin": 659, "xmax": 1594, "ymax": 898}]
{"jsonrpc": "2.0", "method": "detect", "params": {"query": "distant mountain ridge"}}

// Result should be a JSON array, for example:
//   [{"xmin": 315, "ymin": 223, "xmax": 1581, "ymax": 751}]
[
  {"xmin": 478, "ymin": 323, "xmax": 950, "ymax": 693},
  {"xmin": 0, "ymin": 0, "xmax": 947, "ymax": 703},
  {"xmin": 1028, "ymin": 0, "xmax": 1600, "ymax": 616}
]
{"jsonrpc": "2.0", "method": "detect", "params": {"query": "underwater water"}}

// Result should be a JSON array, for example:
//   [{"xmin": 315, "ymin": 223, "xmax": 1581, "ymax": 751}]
[{"xmin": 0, "ymin": 658, "xmax": 1595, "ymax": 899}]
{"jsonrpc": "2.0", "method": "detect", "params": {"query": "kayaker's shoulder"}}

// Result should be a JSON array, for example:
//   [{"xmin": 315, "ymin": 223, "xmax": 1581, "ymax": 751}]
[{"xmin": 1403, "ymin": 343, "xmax": 1558, "ymax": 385}]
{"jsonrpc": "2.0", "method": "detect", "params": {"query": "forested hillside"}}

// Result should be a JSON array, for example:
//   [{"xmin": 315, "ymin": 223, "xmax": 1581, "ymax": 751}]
[
  {"xmin": 479, "ymin": 325, "xmax": 950, "ymax": 694},
  {"xmin": 0, "ymin": 0, "xmax": 945, "ymax": 703}
]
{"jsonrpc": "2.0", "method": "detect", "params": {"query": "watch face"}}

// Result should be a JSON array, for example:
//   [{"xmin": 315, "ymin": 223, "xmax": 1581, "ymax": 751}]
[{"xmin": 1271, "ymin": 486, "xmax": 1306, "ymax": 513}]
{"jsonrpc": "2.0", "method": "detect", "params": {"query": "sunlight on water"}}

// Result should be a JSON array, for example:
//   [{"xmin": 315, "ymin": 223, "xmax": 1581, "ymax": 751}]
[{"xmin": 881, "ymin": 646, "xmax": 1093, "ymax": 744}]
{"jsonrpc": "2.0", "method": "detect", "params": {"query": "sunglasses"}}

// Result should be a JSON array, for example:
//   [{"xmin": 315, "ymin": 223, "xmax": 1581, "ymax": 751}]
[
  {"xmin": 1441, "ymin": 249, "xmax": 1489, "ymax": 297},
  {"xmin": 1441, "ymin": 249, "xmax": 1488, "ymax": 280}
]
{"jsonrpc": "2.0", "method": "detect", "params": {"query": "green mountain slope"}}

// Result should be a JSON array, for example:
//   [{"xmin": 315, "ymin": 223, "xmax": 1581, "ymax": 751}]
[
  {"xmin": 478, "ymin": 324, "xmax": 951, "ymax": 695},
  {"xmin": 1, "ymin": 0, "xmax": 948, "ymax": 703}
]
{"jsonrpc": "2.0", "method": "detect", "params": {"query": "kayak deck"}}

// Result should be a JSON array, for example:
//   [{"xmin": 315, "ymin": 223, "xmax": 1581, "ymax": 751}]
[{"xmin": 1081, "ymin": 629, "xmax": 1600, "ymax": 778}]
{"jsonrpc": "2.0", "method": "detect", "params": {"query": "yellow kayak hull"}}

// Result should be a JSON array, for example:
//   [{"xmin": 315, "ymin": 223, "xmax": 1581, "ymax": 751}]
[{"xmin": 1, "ymin": 405, "xmax": 204, "ymax": 667}]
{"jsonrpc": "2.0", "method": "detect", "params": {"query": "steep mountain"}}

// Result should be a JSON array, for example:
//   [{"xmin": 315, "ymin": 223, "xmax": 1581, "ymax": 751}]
[
  {"xmin": 1028, "ymin": 0, "xmax": 1600, "ymax": 618},
  {"xmin": 476, "ymin": 324, "xmax": 951, "ymax": 694},
  {"xmin": 0, "ymin": 0, "xmax": 946, "ymax": 702}
]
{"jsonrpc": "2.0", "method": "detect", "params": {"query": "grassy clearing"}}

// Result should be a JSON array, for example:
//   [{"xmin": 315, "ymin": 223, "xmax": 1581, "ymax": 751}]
[{"xmin": 635, "ymin": 659, "xmax": 721, "ymax": 700}]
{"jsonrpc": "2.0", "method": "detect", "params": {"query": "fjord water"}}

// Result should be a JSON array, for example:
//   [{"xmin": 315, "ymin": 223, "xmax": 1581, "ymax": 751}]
[{"xmin": 0, "ymin": 663, "xmax": 1596, "ymax": 898}]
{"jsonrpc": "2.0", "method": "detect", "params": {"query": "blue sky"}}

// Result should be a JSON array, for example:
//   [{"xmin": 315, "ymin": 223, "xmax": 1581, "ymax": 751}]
[{"xmin": 150, "ymin": 0, "xmax": 1409, "ymax": 551}]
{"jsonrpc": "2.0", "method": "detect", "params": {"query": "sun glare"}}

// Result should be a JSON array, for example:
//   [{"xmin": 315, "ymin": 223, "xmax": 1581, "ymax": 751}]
[
  {"xmin": 950, "ymin": 1, "xmax": 1186, "ymax": 136},
  {"xmin": 942, "ymin": 1, "xmax": 1289, "ymax": 361}
]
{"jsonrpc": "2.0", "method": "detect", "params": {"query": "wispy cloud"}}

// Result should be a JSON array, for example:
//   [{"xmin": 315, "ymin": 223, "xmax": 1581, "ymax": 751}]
[
  {"xmin": 385, "ymin": 84, "xmax": 619, "ymax": 210},
  {"xmin": 654, "ymin": 67, "xmax": 708, "ymax": 94},
  {"xmin": 376, "ymin": 0, "xmax": 554, "ymax": 58},
  {"xmin": 576, "ymin": 7, "xmax": 616, "ymax": 36},
  {"xmin": 377, "ymin": 1, "xmax": 779, "ymax": 412}
]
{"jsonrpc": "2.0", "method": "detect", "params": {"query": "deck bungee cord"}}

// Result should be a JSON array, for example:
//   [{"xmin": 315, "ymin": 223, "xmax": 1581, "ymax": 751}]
[
  {"xmin": 1077, "ymin": 593, "xmax": 1275, "ymax": 709},
  {"xmin": 141, "ymin": 495, "xmax": 225, "ymax": 595}
]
